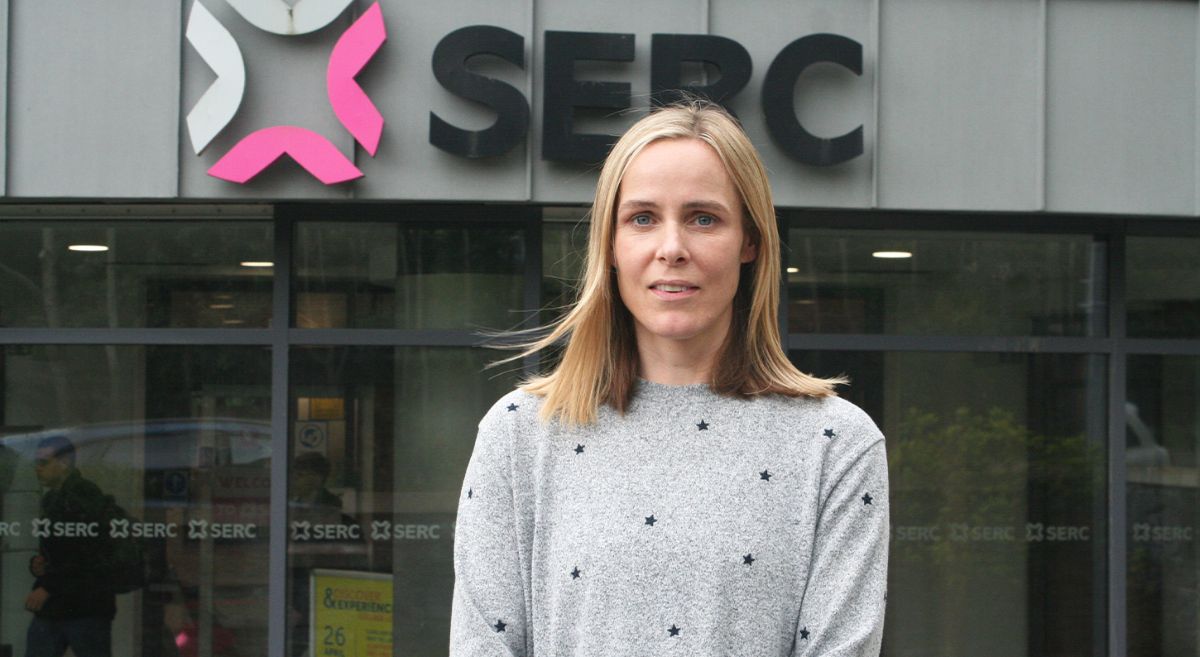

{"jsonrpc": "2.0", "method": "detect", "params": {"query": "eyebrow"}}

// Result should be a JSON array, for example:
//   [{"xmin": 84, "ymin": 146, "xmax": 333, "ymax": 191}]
[{"xmin": 617, "ymin": 199, "xmax": 732, "ymax": 213}]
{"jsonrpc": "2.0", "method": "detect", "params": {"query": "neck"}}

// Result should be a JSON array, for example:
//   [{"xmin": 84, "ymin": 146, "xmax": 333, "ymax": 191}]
[{"xmin": 634, "ymin": 328, "xmax": 727, "ymax": 386}]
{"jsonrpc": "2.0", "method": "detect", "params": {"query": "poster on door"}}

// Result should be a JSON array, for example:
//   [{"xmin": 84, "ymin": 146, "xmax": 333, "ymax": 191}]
[{"xmin": 310, "ymin": 569, "xmax": 393, "ymax": 657}]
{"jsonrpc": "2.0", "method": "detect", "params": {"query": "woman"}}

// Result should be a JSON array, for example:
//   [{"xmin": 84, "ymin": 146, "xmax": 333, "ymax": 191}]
[{"xmin": 451, "ymin": 101, "xmax": 888, "ymax": 656}]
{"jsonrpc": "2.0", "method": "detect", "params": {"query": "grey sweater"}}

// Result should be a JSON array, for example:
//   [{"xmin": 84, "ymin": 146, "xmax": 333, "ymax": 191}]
[{"xmin": 450, "ymin": 381, "xmax": 889, "ymax": 657}]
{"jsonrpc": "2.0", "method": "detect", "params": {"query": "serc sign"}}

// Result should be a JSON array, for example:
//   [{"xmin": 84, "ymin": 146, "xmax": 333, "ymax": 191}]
[{"xmin": 185, "ymin": 1, "xmax": 863, "ymax": 186}]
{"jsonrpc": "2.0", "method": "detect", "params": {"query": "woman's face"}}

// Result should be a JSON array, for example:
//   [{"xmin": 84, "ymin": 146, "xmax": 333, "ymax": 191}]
[{"xmin": 613, "ymin": 137, "xmax": 757, "ymax": 357}]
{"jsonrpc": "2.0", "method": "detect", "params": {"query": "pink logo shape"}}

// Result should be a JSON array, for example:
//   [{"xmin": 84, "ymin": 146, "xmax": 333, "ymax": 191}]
[
  {"xmin": 328, "ymin": 3, "xmax": 387, "ymax": 156},
  {"xmin": 208, "ymin": 126, "xmax": 363, "ymax": 184},
  {"xmin": 206, "ymin": 3, "xmax": 386, "ymax": 185}
]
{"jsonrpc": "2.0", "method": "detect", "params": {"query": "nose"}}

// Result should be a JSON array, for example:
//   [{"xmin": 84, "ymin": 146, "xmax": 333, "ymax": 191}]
[{"xmin": 655, "ymin": 220, "xmax": 688, "ymax": 265}]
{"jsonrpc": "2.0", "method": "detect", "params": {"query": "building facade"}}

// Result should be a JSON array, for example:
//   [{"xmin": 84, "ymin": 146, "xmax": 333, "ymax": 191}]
[{"xmin": 0, "ymin": 1, "xmax": 1197, "ymax": 656}]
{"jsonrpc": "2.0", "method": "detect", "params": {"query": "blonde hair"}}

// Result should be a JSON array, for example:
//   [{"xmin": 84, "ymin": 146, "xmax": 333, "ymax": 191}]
[{"xmin": 516, "ymin": 100, "xmax": 843, "ymax": 424}]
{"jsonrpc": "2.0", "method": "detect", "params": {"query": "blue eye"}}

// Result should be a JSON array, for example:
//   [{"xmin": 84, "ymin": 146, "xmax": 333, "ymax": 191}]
[
  {"xmin": 696, "ymin": 215, "xmax": 715, "ymax": 226},
  {"xmin": 632, "ymin": 214, "xmax": 652, "ymax": 226}
]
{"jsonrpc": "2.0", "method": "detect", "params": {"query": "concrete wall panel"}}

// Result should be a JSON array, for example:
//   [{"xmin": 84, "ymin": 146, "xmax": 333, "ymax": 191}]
[
  {"xmin": 1045, "ymin": 0, "xmax": 1196, "ymax": 216},
  {"xmin": 8, "ymin": 0, "xmax": 180, "ymax": 198},
  {"xmin": 876, "ymin": 0, "xmax": 1043, "ymax": 211}
]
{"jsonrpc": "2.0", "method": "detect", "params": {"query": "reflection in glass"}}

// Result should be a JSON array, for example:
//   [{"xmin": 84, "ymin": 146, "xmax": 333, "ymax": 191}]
[
  {"xmin": 0, "ymin": 345, "xmax": 271, "ymax": 657},
  {"xmin": 1127, "ymin": 355, "xmax": 1199, "ymax": 657},
  {"xmin": 0, "ymin": 222, "xmax": 273, "ymax": 328},
  {"xmin": 785, "ymin": 229, "xmax": 1102, "ymax": 336},
  {"xmin": 287, "ymin": 347, "xmax": 519, "ymax": 657},
  {"xmin": 1127, "ymin": 237, "xmax": 1200, "ymax": 338},
  {"xmin": 792, "ymin": 350, "xmax": 1107, "ymax": 657},
  {"xmin": 293, "ymin": 223, "xmax": 525, "ymax": 330},
  {"xmin": 541, "ymin": 211, "xmax": 589, "ymax": 325}
]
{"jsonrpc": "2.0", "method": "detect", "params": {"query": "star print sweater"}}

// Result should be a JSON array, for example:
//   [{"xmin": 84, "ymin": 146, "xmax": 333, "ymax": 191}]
[{"xmin": 450, "ymin": 381, "xmax": 889, "ymax": 657}]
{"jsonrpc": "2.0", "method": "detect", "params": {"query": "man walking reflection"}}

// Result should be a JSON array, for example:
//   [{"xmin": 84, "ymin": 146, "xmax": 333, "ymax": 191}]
[{"xmin": 24, "ymin": 435, "xmax": 115, "ymax": 657}]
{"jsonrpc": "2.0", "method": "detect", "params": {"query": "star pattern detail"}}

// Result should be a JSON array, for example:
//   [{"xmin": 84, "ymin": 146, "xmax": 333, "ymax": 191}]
[
  {"xmin": 645, "ymin": 515, "xmax": 657, "ymax": 526},
  {"xmin": 760, "ymin": 470, "xmax": 772, "ymax": 481},
  {"xmin": 800, "ymin": 627, "xmax": 810, "ymax": 640},
  {"xmin": 571, "ymin": 566, "xmax": 581, "ymax": 579},
  {"xmin": 824, "ymin": 428, "xmax": 837, "ymax": 438},
  {"xmin": 467, "ymin": 488, "xmax": 473, "ymax": 499},
  {"xmin": 507, "ymin": 403, "xmax": 519, "ymax": 412},
  {"xmin": 668, "ymin": 624, "xmax": 681, "ymax": 637},
  {"xmin": 574, "ymin": 444, "xmax": 585, "ymax": 455},
  {"xmin": 696, "ymin": 419, "xmax": 709, "ymax": 431},
  {"xmin": 494, "ymin": 619, "xmax": 506, "ymax": 632},
  {"xmin": 743, "ymin": 553, "xmax": 755, "ymax": 565},
  {"xmin": 862, "ymin": 493, "xmax": 873, "ymax": 505}
]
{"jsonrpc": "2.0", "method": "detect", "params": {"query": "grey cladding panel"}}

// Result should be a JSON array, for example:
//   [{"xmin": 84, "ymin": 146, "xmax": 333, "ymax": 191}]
[
  {"xmin": 711, "ymin": 0, "xmax": 876, "ymax": 209},
  {"xmin": 530, "ymin": 0, "xmax": 706, "ymax": 204},
  {"xmin": 178, "ymin": 1, "xmax": 353, "ymax": 200},
  {"xmin": 0, "ymin": 1, "xmax": 8, "ymax": 196},
  {"xmin": 8, "ymin": 0, "xmax": 180, "ymax": 198},
  {"xmin": 1046, "ymin": 0, "xmax": 1196, "ymax": 216},
  {"xmin": 877, "ymin": 0, "xmax": 1042, "ymax": 211},
  {"xmin": 355, "ymin": 0, "xmax": 531, "ymax": 201}
]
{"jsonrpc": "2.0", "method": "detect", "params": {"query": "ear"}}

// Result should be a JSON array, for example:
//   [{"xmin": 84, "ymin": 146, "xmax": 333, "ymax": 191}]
[{"xmin": 740, "ymin": 233, "xmax": 758, "ymax": 264}]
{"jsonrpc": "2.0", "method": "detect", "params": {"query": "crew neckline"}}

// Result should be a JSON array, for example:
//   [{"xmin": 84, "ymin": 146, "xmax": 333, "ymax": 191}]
[{"xmin": 633, "ymin": 378, "xmax": 716, "ymax": 403}]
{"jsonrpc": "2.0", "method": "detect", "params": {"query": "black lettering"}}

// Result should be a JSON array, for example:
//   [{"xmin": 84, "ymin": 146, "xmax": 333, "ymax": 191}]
[
  {"xmin": 762, "ymin": 33, "xmax": 863, "ymax": 166},
  {"xmin": 430, "ymin": 26, "xmax": 530, "ymax": 158},
  {"xmin": 650, "ymin": 34, "xmax": 751, "ymax": 112},
  {"xmin": 542, "ymin": 30, "xmax": 634, "ymax": 163}
]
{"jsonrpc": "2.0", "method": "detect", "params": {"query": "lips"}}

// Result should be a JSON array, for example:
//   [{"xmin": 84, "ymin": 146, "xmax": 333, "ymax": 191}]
[{"xmin": 649, "ymin": 280, "xmax": 699, "ymax": 298}]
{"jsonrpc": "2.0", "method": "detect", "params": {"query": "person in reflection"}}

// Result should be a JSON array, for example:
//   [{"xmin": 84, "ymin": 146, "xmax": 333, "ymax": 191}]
[
  {"xmin": 451, "ymin": 100, "xmax": 889, "ymax": 656},
  {"xmin": 289, "ymin": 451, "xmax": 345, "ymax": 515},
  {"xmin": 288, "ymin": 451, "xmax": 360, "ymax": 657},
  {"xmin": 24, "ymin": 435, "xmax": 115, "ymax": 657}
]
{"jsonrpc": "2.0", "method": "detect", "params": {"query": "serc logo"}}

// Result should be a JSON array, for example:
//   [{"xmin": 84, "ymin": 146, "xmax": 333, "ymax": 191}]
[{"xmin": 184, "ymin": 0, "xmax": 387, "ymax": 185}]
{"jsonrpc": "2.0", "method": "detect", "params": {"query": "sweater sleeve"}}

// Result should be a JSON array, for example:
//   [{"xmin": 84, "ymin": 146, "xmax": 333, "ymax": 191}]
[
  {"xmin": 449, "ymin": 399, "xmax": 532, "ymax": 657},
  {"xmin": 793, "ymin": 431, "xmax": 889, "ymax": 657}
]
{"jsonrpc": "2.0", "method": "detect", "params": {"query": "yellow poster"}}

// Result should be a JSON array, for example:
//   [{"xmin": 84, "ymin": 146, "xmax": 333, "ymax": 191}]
[{"xmin": 310, "ymin": 569, "xmax": 393, "ymax": 657}]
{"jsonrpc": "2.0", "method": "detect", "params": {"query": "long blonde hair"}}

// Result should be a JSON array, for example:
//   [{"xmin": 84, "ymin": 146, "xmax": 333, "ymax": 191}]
[{"xmin": 517, "ymin": 101, "xmax": 843, "ymax": 424}]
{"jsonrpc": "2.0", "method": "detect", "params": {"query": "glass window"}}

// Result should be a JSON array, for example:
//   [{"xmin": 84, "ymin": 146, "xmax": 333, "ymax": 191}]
[
  {"xmin": 541, "ymin": 209, "xmax": 589, "ymax": 325},
  {"xmin": 293, "ymin": 223, "xmax": 525, "ymax": 330},
  {"xmin": 286, "ymin": 346, "xmax": 518, "ymax": 657},
  {"xmin": 1127, "ymin": 355, "xmax": 1199, "ymax": 657},
  {"xmin": 792, "ymin": 350, "xmax": 1108, "ymax": 657},
  {"xmin": 785, "ymin": 229, "xmax": 1103, "ymax": 336},
  {"xmin": 0, "ymin": 222, "xmax": 273, "ymax": 328},
  {"xmin": 0, "ymin": 345, "xmax": 271, "ymax": 657},
  {"xmin": 1127, "ymin": 236, "xmax": 1200, "ymax": 338}
]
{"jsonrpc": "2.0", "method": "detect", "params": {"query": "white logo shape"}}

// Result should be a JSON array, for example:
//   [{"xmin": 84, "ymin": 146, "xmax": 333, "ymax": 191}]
[
  {"xmin": 32, "ymin": 518, "xmax": 51, "ymax": 538},
  {"xmin": 110, "ymin": 518, "xmax": 131, "ymax": 538},
  {"xmin": 371, "ymin": 521, "xmax": 391, "ymax": 540},
  {"xmin": 188, "ymin": 519, "xmax": 209, "ymax": 539}
]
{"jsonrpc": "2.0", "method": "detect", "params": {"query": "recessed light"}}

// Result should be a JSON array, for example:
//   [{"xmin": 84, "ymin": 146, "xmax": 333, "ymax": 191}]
[
  {"xmin": 872, "ymin": 251, "xmax": 912, "ymax": 259},
  {"xmin": 68, "ymin": 244, "xmax": 108, "ymax": 252},
  {"xmin": 240, "ymin": 261, "xmax": 274, "ymax": 268},
  {"xmin": 209, "ymin": 304, "xmax": 235, "ymax": 310},
  {"xmin": 786, "ymin": 267, "xmax": 799, "ymax": 273},
  {"xmin": 213, "ymin": 293, "xmax": 234, "ymax": 300},
  {"xmin": 222, "ymin": 319, "xmax": 245, "ymax": 325}
]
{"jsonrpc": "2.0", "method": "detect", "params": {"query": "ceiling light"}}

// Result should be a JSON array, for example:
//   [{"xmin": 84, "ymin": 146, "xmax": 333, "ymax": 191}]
[
  {"xmin": 786, "ymin": 267, "xmax": 799, "ymax": 273},
  {"xmin": 209, "ymin": 303, "xmax": 235, "ymax": 310},
  {"xmin": 222, "ymin": 319, "xmax": 245, "ymax": 325},
  {"xmin": 872, "ymin": 250, "xmax": 912, "ymax": 259},
  {"xmin": 240, "ymin": 261, "xmax": 274, "ymax": 268},
  {"xmin": 68, "ymin": 244, "xmax": 108, "ymax": 252}
]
